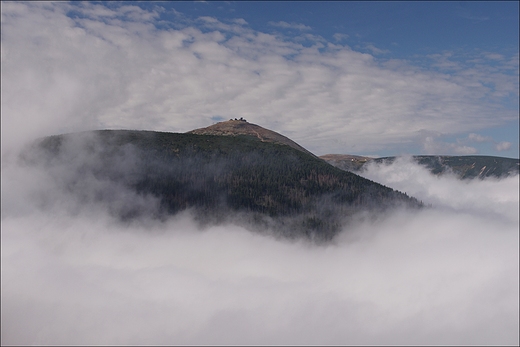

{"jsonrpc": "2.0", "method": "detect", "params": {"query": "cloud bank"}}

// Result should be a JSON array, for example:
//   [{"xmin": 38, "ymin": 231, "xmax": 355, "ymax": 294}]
[
  {"xmin": 1, "ymin": 2, "xmax": 518, "ymax": 156},
  {"xmin": 1, "ymin": 146, "xmax": 518, "ymax": 345},
  {"xmin": 1, "ymin": 4, "xmax": 518, "ymax": 343}
]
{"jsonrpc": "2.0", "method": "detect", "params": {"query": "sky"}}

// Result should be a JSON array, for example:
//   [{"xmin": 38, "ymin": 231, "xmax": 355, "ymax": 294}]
[
  {"xmin": 1, "ymin": 1, "xmax": 519, "ymax": 157},
  {"xmin": 1, "ymin": 2, "xmax": 519, "ymax": 345}
]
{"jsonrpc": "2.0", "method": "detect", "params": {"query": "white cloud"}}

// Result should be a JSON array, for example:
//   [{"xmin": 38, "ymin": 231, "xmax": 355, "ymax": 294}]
[
  {"xmin": 233, "ymin": 18, "xmax": 247, "ymax": 25},
  {"xmin": 360, "ymin": 156, "xmax": 519, "ymax": 222},
  {"xmin": 268, "ymin": 21, "xmax": 312, "ymax": 31},
  {"xmin": 1, "ymin": 2, "xmax": 517, "ymax": 158},
  {"xmin": 468, "ymin": 132, "xmax": 493, "ymax": 142},
  {"xmin": 1, "ymin": 151, "xmax": 518, "ymax": 345},
  {"xmin": 68, "ymin": 2, "xmax": 119, "ymax": 19},
  {"xmin": 198, "ymin": 15, "xmax": 219, "ymax": 24},
  {"xmin": 414, "ymin": 131, "xmax": 517, "ymax": 156},
  {"xmin": 462, "ymin": 133, "xmax": 514, "ymax": 153},
  {"xmin": 495, "ymin": 141, "xmax": 512, "ymax": 151},
  {"xmin": 426, "ymin": 50, "xmax": 519, "ymax": 102},
  {"xmin": 484, "ymin": 52, "xmax": 504, "ymax": 61},
  {"xmin": 333, "ymin": 33, "xmax": 349, "ymax": 42},
  {"xmin": 364, "ymin": 43, "xmax": 390, "ymax": 55},
  {"xmin": 420, "ymin": 133, "xmax": 478, "ymax": 155}
]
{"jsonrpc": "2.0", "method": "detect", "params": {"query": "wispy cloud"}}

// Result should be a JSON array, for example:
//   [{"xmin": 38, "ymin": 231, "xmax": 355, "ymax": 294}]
[
  {"xmin": 464, "ymin": 133, "xmax": 513, "ymax": 152},
  {"xmin": 495, "ymin": 141, "xmax": 512, "ymax": 151},
  {"xmin": 268, "ymin": 21, "xmax": 312, "ymax": 31},
  {"xmin": 233, "ymin": 18, "xmax": 247, "ymax": 25},
  {"xmin": 420, "ymin": 132, "xmax": 478, "ymax": 155},
  {"xmin": 416, "ymin": 131, "xmax": 517, "ymax": 155},
  {"xmin": 363, "ymin": 43, "xmax": 390, "ymax": 55},
  {"xmin": 457, "ymin": 10, "xmax": 489, "ymax": 22},
  {"xmin": 66, "ymin": 2, "xmax": 160, "ymax": 22},
  {"xmin": 484, "ymin": 52, "xmax": 505, "ymax": 61},
  {"xmin": 333, "ymin": 33, "xmax": 349, "ymax": 42},
  {"xmin": 1, "ymin": 2, "xmax": 517, "ymax": 157},
  {"xmin": 468, "ymin": 133, "xmax": 493, "ymax": 143}
]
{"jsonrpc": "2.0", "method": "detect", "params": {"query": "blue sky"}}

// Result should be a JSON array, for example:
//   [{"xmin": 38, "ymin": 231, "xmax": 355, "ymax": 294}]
[
  {"xmin": 165, "ymin": 1, "xmax": 518, "ymax": 54},
  {"xmin": 2, "ymin": 1, "xmax": 518, "ymax": 157}
]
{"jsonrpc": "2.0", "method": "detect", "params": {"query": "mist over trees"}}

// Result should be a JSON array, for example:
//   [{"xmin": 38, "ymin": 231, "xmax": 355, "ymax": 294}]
[
  {"xmin": 21, "ymin": 130, "xmax": 422, "ymax": 241},
  {"xmin": 3, "ymin": 129, "xmax": 517, "ymax": 346}
]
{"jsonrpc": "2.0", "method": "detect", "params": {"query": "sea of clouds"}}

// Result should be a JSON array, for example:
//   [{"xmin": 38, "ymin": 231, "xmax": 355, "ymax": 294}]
[
  {"xmin": 1, "ymin": 2, "xmax": 518, "ymax": 345},
  {"xmin": 1, "ymin": 152, "xmax": 518, "ymax": 345}
]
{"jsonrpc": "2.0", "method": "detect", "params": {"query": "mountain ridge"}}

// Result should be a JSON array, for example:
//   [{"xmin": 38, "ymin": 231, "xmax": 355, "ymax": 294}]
[{"xmin": 321, "ymin": 154, "xmax": 520, "ymax": 179}]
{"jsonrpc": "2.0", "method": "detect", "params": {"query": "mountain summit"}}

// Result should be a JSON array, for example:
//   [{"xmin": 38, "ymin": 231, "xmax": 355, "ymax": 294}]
[{"xmin": 188, "ymin": 119, "xmax": 315, "ymax": 157}]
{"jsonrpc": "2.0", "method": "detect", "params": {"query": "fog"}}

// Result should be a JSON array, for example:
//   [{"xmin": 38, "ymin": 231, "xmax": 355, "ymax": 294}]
[{"xmin": 1, "ymin": 150, "xmax": 519, "ymax": 345}]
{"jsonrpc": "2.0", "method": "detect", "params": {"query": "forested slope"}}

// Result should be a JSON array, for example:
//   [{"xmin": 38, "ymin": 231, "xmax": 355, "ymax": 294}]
[{"xmin": 22, "ymin": 130, "xmax": 422, "ymax": 240}]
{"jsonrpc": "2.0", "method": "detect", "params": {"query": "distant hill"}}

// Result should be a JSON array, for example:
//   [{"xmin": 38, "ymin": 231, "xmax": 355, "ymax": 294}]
[
  {"xmin": 320, "ymin": 154, "xmax": 520, "ymax": 179},
  {"xmin": 21, "ymin": 124, "xmax": 422, "ymax": 241}
]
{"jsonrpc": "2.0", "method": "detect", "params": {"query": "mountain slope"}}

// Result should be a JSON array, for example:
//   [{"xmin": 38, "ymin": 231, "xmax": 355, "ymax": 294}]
[
  {"xmin": 321, "ymin": 154, "xmax": 520, "ymax": 179},
  {"xmin": 21, "ymin": 129, "xmax": 422, "ymax": 241}
]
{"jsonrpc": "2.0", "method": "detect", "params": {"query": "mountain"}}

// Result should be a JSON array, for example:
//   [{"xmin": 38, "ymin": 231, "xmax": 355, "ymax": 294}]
[
  {"xmin": 320, "ymin": 154, "xmax": 374, "ymax": 172},
  {"xmin": 321, "ymin": 154, "xmax": 520, "ymax": 179},
  {"xmin": 21, "ymin": 123, "xmax": 422, "ymax": 241},
  {"xmin": 188, "ymin": 119, "xmax": 316, "ymax": 157}
]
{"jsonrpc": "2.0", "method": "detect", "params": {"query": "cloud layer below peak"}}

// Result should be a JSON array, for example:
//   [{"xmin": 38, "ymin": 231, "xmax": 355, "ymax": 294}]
[{"xmin": 1, "ymin": 149, "xmax": 518, "ymax": 345}]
